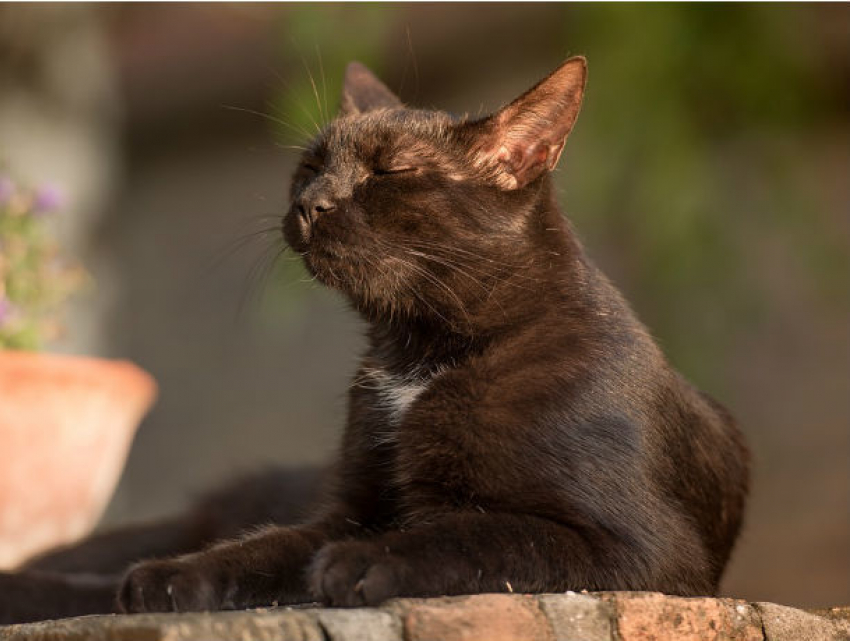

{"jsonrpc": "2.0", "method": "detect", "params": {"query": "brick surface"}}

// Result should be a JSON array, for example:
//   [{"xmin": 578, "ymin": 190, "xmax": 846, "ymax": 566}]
[
  {"xmin": 609, "ymin": 592, "xmax": 763, "ymax": 641},
  {"xmin": 317, "ymin": 608, "xmax": 401, "ymax": 641},
  {"xmin": 404, "ymin": 594, "xmax": 554, "ymax": 641},
  {"xmin": 1, "ymin": 593, "xmax": 847, "ymax": 641},
  {"xmin": 537, "ymin": 593, "xmax": 613, "ymax": 641},
  {"xmin": 757, "ymin": 602, "xmax": 850, "ymax": 641},
  {"xmin": 0, "ymin": 609, "xmax": 324, "ymax": 641}
]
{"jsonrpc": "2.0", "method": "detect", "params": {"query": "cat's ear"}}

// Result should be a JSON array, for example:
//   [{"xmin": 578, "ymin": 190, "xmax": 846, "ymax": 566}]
[
  {"xmin": 339, "ymin": 62, "xmax": 402, "ymax": 116},
  {"xmin": 473, "ymin": 56, "xmax": 587, "ymax": 190}
]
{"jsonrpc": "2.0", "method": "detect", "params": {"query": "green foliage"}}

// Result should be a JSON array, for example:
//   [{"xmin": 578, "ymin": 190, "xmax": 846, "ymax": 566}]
[
  {"xmin": 0, "ymin": 177, "xmax": 85, "ymax": 350},
  {"xmin": 560, "ymin": 4, "xmax": 847, "ymax": 390},
  {"xmin": 271, "ymin": 5, "xmax": 401, "ymax": 139}
]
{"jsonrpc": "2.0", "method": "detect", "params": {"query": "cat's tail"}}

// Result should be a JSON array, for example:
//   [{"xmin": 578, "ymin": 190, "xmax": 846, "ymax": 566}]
[
  {"xmin": 0, "ymin": 570, "xmax": 119, "ymax": 625},
  {"xmin": 6, "ymin": 466, "xmax": 325, "ymax": 624},
  {"xmin": 24, "ymin": 466, "xmax": 325, "ymax": 576}
]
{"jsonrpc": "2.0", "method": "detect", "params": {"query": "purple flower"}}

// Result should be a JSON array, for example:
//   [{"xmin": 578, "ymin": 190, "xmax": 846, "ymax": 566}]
[
  {"xmin": 32, "ymin": 183, "xmax": 65, "ymax": 214},
  {"xmin": 0, "ymin": 176, "xmax": 14, "ymax": 207},
  {"xmin": 0, "ymin": 296, "xmax": 13, "ymax": 328}
]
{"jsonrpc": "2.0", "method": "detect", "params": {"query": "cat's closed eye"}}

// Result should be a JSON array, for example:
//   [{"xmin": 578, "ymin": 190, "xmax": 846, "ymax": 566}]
[{"xmin": 373, "ymin": 166, "xmax": 418, "ymax": 176}]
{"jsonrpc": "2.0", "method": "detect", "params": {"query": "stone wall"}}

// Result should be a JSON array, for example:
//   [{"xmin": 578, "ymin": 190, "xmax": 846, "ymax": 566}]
[{"xmin": 2, "ymin": 592, "xmax": 848, "ymax": 641}]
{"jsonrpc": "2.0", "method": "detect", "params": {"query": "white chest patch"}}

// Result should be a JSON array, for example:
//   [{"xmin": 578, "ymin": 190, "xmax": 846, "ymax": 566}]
[{"xmin": 359, "ymin": 365, "xmax": 443, "ymax": 445}]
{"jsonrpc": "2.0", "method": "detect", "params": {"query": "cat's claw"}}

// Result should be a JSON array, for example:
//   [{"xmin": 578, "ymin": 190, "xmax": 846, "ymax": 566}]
[
  {"xmin": 310, "ymin": 541, "xmax": 408, "ymax": 607},
  {"xmin": 118, "ymin": 559, "xmax": 219, "ymax": 613}
]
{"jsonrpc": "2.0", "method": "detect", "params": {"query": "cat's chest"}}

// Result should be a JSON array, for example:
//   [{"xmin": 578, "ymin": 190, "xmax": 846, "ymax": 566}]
[{"xmin": 361, "ymin": 365, "xmax": 442, "ymax": 444}]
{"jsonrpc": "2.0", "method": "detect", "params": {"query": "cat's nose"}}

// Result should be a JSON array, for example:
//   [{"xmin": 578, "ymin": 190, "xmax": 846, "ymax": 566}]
[{"xmin": 296, "ymin": 197, "xmax": 336, "ymax": 227}]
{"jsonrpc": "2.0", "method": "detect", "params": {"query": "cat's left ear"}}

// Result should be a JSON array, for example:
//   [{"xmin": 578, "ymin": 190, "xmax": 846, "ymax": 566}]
[
  {"xmin": 340, "ymin": 62, "xmax": 402, "ymax": 116},
  {"xmin": 473, "ymin": 56, "xmax": 587, "ymax": 190}
]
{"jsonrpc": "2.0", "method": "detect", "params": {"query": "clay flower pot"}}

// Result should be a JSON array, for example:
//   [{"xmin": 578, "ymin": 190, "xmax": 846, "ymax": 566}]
[{"xmin": 0, "ymin": 351, "xmax": 156, "ymax": 569}]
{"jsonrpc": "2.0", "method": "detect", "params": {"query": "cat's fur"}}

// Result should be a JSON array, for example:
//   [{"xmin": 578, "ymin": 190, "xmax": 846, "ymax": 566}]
[{"xmin": 0, "ymin": 57, "xmax": 749, "ymax": 623}]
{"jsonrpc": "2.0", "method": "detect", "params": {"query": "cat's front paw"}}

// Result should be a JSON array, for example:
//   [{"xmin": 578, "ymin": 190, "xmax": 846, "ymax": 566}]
[
  {"xmin": 118, "ymin": 558, "xmax": 221, "ymax": 613},
  {"xmin": 309, "ymin": 541, "xmax": 410, "ymax": 607}
]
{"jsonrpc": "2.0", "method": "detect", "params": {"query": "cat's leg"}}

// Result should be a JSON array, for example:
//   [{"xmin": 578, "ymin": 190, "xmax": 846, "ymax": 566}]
[
  {"xmin": 117, "ymin": 428, "xmax": 394, "ymax": 614},
  {"xmin": 309, "ymin": 511, "xmax": 645, "ymax": 606},
  {"xmin": 0, "ymin": 571, "xmax": 119, "ymax": 624},
  {"xmin": 117, "ymin": 517, "xmax": 357, "ymax": 613}
]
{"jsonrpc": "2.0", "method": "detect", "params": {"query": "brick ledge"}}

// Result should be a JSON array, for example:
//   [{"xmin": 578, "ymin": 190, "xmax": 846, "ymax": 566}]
[{"xmin": 2, "ymin": 592, "xmax": 848, "ymax": 640}]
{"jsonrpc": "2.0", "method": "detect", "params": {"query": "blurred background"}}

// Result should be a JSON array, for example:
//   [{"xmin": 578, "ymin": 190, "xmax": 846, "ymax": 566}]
[{"xmin": 0, "ymin": 3, "xmax": 847, "ymax": 608}]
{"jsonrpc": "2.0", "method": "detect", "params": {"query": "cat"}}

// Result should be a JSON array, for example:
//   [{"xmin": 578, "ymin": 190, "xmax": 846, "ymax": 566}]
[{"xmin": 0, "ymin": 57, "xmax": 749, "ymax": 623}]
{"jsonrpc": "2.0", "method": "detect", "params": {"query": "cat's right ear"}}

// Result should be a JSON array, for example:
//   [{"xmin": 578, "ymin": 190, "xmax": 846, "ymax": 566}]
[
  {"xmin": 339, "ymin": 62, "xmax": 402, "ymax": 116},
  {"xmin": 470, "ymin": 56, "xmax": 587, "ymax": 190}
]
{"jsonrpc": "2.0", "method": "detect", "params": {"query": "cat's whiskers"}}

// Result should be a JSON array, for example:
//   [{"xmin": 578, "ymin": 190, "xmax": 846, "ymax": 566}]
[
  {"xmin": 221, "ymin": 105, "xmax": 313, "ymax": 143},
  {"xmin": 370, "ymin": 233, "xmax": 540, "ymax": 323},
  {"xmin": 325, "ymin": 263, "xmax": 340, "ymax": 285},
  {"xmin": 369, "ymin": 249, "xmax": 450, "ymax": 325},
  {"xmin": 412, "ymin": 249, "xmax": 510, "ymax": 317},
  {"xmin": 200, "ymin": 216, "xmax": 285, "ymax": 287},
  {"xmin": 402, "ymin": 249, "xmax": 489, "ymax": 294},
  {"xmin": 403, "ymin": 241, "xmax": 541, "ymax": 292},
  {"xmin": 397, "ymin": 26, "xmax": 420, "ymax": 102},
  {"xmin": 315, "ymin": 44, "xmax": 329, "ymax": 129},
  {"xmin": 383, "ymin": 254, "xmax": 470, "ymax": 329},
  {"xmin": 275, "ymin": 143, "xmax": 310, "ymax": 152},
  {"xmin": 267, "ymin": 60, "xmax": 325, "ymax": 137},
  {"xmin": 297, "ymin": 54, "xmax": 327, "ymax": 132},
  {"xmin": 245, "ymin": 214, "xmax": 287, "ymax": 227},
  {"xmin": 404, "ymin": 239, "xmax": 541, "ymax": 281},
  {"xmin": 372, "ymin": 254, "xmax": 409, "ymax": 322},
  {"xmin": 234, "ymin": 239, "xmax": 289, "ymax": 325},
  {"xmin": 404, "ymin": 245, "xmax": 505, "ymax": 280}
]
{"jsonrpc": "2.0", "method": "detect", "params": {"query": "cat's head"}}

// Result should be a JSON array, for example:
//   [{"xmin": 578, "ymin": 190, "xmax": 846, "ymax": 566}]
[{"xmin": 283, "ymin": 57, "xmax": 586, "ymax": 331}]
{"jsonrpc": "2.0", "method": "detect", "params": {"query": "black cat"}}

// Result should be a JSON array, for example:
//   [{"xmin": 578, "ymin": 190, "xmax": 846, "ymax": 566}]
[{"xmin": 0, "ymin": 57, "xmax": 749, "ymax": 623}]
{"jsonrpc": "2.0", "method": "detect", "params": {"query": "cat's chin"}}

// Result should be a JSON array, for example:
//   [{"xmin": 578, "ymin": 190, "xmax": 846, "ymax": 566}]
[
  {"xmin": 301, "ymin": 248, "xmax": 355, "ymax": 296},
  {"xmin": 302, "ymin": 256, "xmax": 334, "ymax": 287},
  {"xmin": 304, "ymin": 253, "xmax": 402, "ymax": 320},
  {"xmin": 283, "ymin": 219, "xmax": 349, "ymax": 292}
]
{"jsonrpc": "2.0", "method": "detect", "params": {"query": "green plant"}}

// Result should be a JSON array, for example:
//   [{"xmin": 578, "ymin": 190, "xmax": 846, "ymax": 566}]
[{"xmin": 0, "ymin": 175, "xmax": 85, "ymax": 350}]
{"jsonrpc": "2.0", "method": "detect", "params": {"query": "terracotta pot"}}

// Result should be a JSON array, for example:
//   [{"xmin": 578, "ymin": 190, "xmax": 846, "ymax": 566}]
[{"xmin": 0, "ymin": 351, "xmax": 156, "ymax": 569}]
